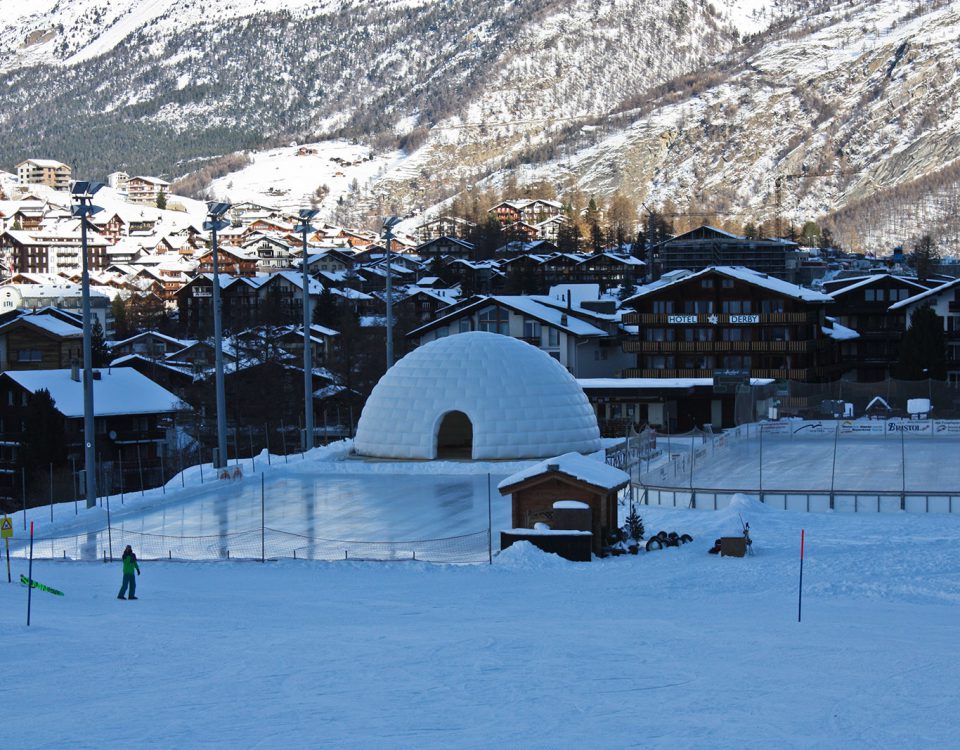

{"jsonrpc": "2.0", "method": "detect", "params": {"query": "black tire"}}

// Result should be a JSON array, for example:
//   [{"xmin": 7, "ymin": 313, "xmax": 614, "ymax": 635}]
[
  {"xmin": 657, "ymin": 531, "xmax": 669, "ymax": 540},
  {"xmin": 680, "ymin": 534, "xmax": 693, "ymax": 544},
  {"xmin": 645, "ymin": 538, "xmax": 663, "ymax": 552}
]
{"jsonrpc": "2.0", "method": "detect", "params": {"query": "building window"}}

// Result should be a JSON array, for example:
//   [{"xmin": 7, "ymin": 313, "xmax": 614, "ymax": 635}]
[
  {"xmin": 683, "ymin": 328, "xmax": 714, "ymax": 342},
  {"xmin": 650, "ymin": 355, "xmax": 675, "ymax": 369},
  {"xmin": 722, "ymin": 328, "xmax": 751, "ymax": 342},
  {"xmin": 721, "ymin": 278, "xmax": 735, "ymax": 289},
  {"xmin": 652, "ymin": 301, "xmax": 674, "ymax": 314},
  {"xmin": 547, "ymin": 327, "xmax": 559, "ymax": 347},
  {"xmin": 680, "ymin": 355, "xmax": 714, "ymax": 369},
  {"xmin": 16, "ymin": 350, "xmax": 42, "ymax": 363},
  {"xmin": 523, "ymin": 319, "xmax": 542, "ymax": 341},
  {"xmin": 644, "ymin": 328, "xmax": 675, "ymax": 342},
  {"xmin": 682, "ymin": 300, "xmax": 714, "ymax": 314},
  {"xmin": 478, "ymin": 307, "xmax": 509, "ymax": 335},
  {"xmin": 458, "ymin": 319, "xmax": 471, "ymax": 333},
  {"xmin": 722, "ymin": 300, "xmax": 752, "ymax": 314},
  {"xmin": 700, "ymin": 279, "xmax": 714, "ymax": 289},
  {"xmin": 435, "ymin": 326, "xmax": 449, "ymax": 338},
  {"xmin": 761, "ymin": 299, "xmax": 785, "ymax": 314},
  {"xmin": 723, "ymin": 355, "xmax": 752, "ymax": 370}
]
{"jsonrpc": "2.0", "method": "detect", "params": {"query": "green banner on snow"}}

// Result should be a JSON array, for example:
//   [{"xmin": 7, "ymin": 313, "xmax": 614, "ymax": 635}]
[{"xmin": 20, "ymin": 574, "xmax": 64, "ymax": 597}]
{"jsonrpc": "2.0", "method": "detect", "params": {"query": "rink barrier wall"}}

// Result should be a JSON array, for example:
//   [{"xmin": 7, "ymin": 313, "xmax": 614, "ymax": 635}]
[{"xmin": 636, "ymin": 485, "xmax": 960, "ymax": 514}]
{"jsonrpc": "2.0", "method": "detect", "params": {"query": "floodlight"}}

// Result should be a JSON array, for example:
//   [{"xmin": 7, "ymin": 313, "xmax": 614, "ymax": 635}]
[
  {"xmin": 71, "ymin": 181, "xmax": 104, "ymax": 197},
  {"xmin": 383, "ymin": 215, "xmax": 401, "ymax": 230},
  {"xmin": 202, "ymin": 218, "xmax": 231, "ymax": 232},
  {"xmin": 298, "ymin": 208, "xmax": 320, "ymax": 221},
  {"xmin": 206, "ymin": 201, "xmax": 232, "ymax": 218}
]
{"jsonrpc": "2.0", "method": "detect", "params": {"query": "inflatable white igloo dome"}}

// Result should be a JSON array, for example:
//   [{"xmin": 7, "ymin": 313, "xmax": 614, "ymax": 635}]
[{"xmin": 353, "ymin": 332, "xmax": 602, "ymax": 460}]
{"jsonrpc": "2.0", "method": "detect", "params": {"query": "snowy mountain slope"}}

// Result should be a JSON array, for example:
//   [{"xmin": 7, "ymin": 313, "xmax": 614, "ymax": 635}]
[
  {"xmin": 2, "ymin": 0, "xmax": 957, "ymax": 250},
  {"xmin": 377, "ymin": 0, "xmax": 958, "ymax": 252}
]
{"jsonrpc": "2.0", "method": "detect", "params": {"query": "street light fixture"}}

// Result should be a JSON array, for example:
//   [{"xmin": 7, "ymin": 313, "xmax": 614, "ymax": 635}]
[
  {"xmin": 295, "ymin": 208, "xmax": 320, "ymax": 451},
  {"xmin": 383, "ymin": 216, "xmax": 401, "ymax": 369},
  {"xmin": 204, "ymin": 201, "xmax": 232, "ymax": 469},
  {"xmin": 71, "ymin": 180, "xmax": 104, "ymax": 509}
]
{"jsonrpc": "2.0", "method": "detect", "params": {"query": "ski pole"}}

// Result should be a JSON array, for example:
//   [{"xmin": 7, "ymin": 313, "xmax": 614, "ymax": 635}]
[{"xmin": 798, "ymin": 529, "xmax": 805, "ymax": 623}]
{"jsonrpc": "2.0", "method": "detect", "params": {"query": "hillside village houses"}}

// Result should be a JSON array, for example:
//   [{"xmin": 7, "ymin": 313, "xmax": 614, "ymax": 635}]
[{"xmin": 0, "ymin": 157, "xmax": 958, "ymax": 459}]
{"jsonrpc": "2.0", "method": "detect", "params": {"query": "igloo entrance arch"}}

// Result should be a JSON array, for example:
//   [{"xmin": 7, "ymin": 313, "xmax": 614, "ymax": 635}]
[{"xmin": 436, "ymin": 411, "xmax": 473, "ymax": 459}]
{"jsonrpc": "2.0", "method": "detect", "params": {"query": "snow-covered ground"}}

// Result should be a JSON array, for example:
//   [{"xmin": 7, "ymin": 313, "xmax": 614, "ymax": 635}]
[
  {"xmin": 5, "ymin": 494, "xmax": 958, "ymax": 749},
  {"xmin": 206, "ymin": 141, "xmax": 403, "ymax": 218}
]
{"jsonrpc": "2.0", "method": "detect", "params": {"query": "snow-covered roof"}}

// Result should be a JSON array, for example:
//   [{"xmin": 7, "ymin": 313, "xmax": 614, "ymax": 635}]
[
  {"xmin": 3, "ymin": 368, "xmax": 183, "ymax": 418},
  {"xmin": 823, "ymin": 317, "xmax": 859, "ymax": 341},
  {"xmin": 17, "ymin": 158, "xmax": 68, "ymax": 169},
  {"xmin": 827, "ymin": 274, "xmax": 927, "ymax": 298},
  {"xmin": 578, "ymin": 377, "xmax": 774, "ymax": 389},
  {"xmin": 624, "ymin": 266, "xmax": 833, "ymax": 304},
  {"xmin": 109, "ymin": 330, "xmax": 192, "ymax": 349},
  {"xmin": 499, "ymin": 452, "xmax": 629, "ymax": 492},
  {"xmin": 865, "ymin": 396, "xmax": 892, "ymax": 412},
  {"xmin": 0, "ymin": 313, "xmax": 81, "ymax": 338},
  {"xmin": 354, "ymin": 332, "xmax": 601, "ymax": 460},
  {"xmin": 410, "ymin": 295, "xmax": 607, "ymax": 338},
  {"xmin": 888, "ymin": 278, "xmax": 960, "ymax": 311}
]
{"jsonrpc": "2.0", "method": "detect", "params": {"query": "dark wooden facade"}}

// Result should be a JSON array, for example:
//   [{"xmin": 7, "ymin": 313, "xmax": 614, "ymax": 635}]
[{"xmin": 623, "ymin": 268, "xmax": 841, "ymax": 382}]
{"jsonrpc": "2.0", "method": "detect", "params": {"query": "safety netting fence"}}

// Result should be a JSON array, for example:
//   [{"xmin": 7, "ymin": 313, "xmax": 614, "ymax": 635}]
[{"xmin": 9, "ymin": 527, "xmax": 492, "ymax": 564}]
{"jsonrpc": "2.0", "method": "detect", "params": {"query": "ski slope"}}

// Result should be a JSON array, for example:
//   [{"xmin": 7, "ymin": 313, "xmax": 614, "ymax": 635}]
[{"xmin": 4, "ymin": 496, "xmax": 959, "ymax": 749}]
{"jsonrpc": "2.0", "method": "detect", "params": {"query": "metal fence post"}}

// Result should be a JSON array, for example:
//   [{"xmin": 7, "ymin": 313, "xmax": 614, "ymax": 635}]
[
  {"xmin": 261, "ymin": 472, "xmax": 265, "ymax": 563},
  {"xmin": 136, "ymin": 442, "xmax": 145, "ymax": 497},
  {"xmin": 49, "ymin": 463, "xmax": 54, "ymax": 523},
  {"xmin": 264, "ymin": 422, "xmax": 271, "ymax": 466}
]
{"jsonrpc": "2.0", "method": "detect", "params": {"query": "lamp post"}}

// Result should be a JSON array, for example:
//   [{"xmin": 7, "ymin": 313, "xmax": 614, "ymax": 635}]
[
  {"xmin": 71, "ymin": 181, "xmax": 104, "ymax": 509},
  {"xmin": 382, "ymin": 216, "xmax": 401, "ymax": 369},
  {"xmin": 204, "ymin": 202, "xmax": 232, "ymax": 469},
  {"xmin": 295, "ymin": 209, "xmax": 319, "ymax": 451}
]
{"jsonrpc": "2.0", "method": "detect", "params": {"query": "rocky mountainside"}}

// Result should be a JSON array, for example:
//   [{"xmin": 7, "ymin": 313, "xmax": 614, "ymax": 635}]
[{"xmin": 1, "ymin": 0, "xmax": 957, "ymax": 253}]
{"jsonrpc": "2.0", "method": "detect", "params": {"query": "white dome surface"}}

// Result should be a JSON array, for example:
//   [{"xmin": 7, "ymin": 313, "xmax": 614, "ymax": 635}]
[{"xmin": 354, "ymin": 332, "xmax": 602, "ymax": 460}]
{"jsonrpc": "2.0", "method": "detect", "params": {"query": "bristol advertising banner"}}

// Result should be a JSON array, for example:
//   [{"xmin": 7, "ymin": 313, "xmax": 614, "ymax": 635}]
[{"xmin": 885, "ymin": 420, "xmax": 932, "ymax": 435}]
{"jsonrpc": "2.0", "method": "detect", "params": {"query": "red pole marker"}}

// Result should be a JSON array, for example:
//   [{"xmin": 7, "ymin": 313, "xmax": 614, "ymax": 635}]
[{"xmin": 798, "ymin": 529, "xmax": 805, "ymax": 623}]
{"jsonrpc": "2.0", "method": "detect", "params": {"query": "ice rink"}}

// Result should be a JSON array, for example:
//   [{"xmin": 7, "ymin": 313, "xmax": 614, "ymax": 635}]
[
  {"xmin": 11, "ymin": 445, "xmax": 522, "ymax": 562},
  {"xmin": 651, "ymin": 432, "xmax": 960, "ymax": 493}
]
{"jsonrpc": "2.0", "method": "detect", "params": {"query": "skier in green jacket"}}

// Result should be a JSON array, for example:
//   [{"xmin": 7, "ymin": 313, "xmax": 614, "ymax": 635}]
[{"xmin": 117, "ymin": 545, "xmax": 140, "ymax": 600}]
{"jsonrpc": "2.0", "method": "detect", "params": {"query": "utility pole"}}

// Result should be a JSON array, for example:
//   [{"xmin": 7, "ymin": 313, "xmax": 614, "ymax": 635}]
[
  {"xmin": 296, "ymin": 209, "xmax": 320, "ymax": 451},
  {"xmin": 71, "ymin": 181, "xmax": 104, "ymax": 508},
  {"xmin": 382, "ymin": 216, "xmax": 401, "ymax": 369},
  {"xmin": 204, "ymin": 202, "xmax": 232, "ymax": 469}
]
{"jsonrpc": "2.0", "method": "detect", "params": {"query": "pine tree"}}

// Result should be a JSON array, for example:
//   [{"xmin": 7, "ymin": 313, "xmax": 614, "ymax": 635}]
[
  {"xmin": 91, "ymin": 317, "xmax": 109, "ymax": 367},
  {"xmin": 624, "ymin": 506, "xmax": 645, "ymax": 542},
  {"xmin": 156, "ymin": 191, "xmax": 167, "ymax": 210},
  {"xmin": 894, "ymin": 305, "xmax": 946, "ymax": 380}
]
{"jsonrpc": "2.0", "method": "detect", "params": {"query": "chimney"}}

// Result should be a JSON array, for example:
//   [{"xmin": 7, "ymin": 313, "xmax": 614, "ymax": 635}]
[
  {"xmin": 547, "ymin": 463, "xmax": 559, "ymax": 472},
  {"xmin": 566, "ymin": 290, "xmax": 571, "ymax": 310},
  {"xmin": 70, "ymin": 359, "xmax": 80, "ymax": 382}
]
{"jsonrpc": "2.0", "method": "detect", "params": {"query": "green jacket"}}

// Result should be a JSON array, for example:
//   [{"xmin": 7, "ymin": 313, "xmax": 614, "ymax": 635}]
[{"xmin": 122, "ymin": 551, "xmax": 140, "ymax": 575}]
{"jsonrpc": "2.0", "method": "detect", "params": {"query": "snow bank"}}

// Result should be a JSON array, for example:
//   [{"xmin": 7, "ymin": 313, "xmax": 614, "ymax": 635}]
[{"xmin": 494, "ymin": 541, "xmax": 572, "ymax": 569}]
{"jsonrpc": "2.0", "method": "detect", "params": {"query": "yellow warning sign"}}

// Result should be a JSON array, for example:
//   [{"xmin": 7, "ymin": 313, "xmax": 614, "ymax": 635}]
[{"xmin": 1, "ymin": 516, "xmax": 12, "ymax": 539}]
